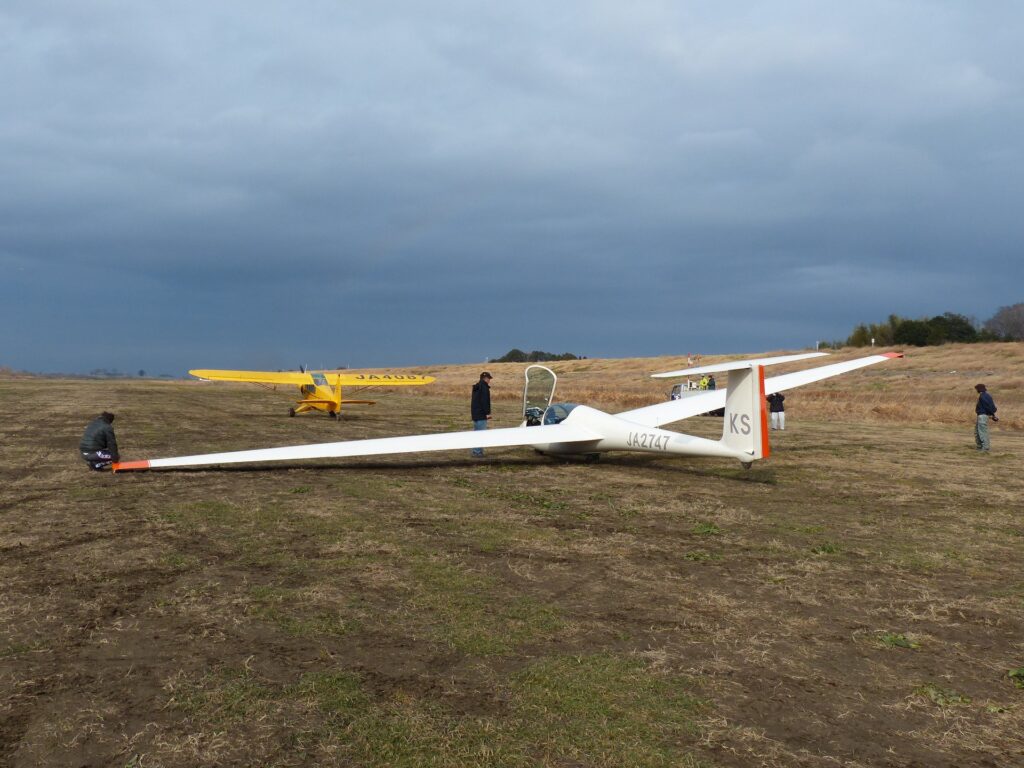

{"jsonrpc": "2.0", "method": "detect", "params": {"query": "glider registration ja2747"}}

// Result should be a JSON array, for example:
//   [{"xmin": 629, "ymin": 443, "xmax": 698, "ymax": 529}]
[{"xmin": 114, "ymin": 352, "xmax": 901, "ymax": 472}]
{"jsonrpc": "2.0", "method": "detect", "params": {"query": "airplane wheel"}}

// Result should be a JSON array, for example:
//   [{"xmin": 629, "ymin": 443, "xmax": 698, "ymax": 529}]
[
  {"xmin": 288, "ymin": 408, "xmax": 296, "ymax": 417},
  {"xmin": 741, "ymin": 462, "xmax": 753, "ymax": 469},
  {"xmin": 584, "ymin": 453, "xmax": 600, "ymax": 463},
  {"xmin": 329, "ymin": 411, "xmax": 338, "ymax": 420}
]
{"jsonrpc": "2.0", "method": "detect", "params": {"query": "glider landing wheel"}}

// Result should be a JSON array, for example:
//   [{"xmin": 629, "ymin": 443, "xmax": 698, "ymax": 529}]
[
  {"xmin": 288, "ymin": 408, "xmax": 296, "ymax": 417},
  {"xmin": 741, "ymin": 462, "xmax": 753, "ymax": 470},
  {"xmin": 584, "ymin": 453, "xmax": 601, "ymax": 464}
]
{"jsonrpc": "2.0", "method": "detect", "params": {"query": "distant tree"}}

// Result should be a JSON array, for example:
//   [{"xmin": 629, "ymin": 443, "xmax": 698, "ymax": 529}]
[
  {"xmin": 847, "ymin": 324, "xmax": 871, "ymax": 347},
  {"xmin": 846, "ymin": 311, "xmax": 997, "ymax": 347},
  {"xmin": 497, "ymin": 348, "xmax": 528, "ymax": 363},
  {"xmin": 893, "ymin": 319, "xmax": 931, "ymax": 346},
  {"xmin": 494, "ymin": 348, "xmax": 580, "ymax": 363},
  {"xmin": 138, "ymin": 369, "xmax": 146, "ymax": 377},
  {"xmin": 984, "ymin": 303, "xmax": 1024, "ymax": 340},
  {"xmin": 924, "ymin": 313, "xmax": 977, "ymax": 345}
]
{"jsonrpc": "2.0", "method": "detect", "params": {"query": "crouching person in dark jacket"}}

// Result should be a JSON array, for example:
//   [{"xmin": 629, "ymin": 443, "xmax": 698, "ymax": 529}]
[{"xmin": 80, "ymin": 412, "xmax": 119, "ymax": 470}]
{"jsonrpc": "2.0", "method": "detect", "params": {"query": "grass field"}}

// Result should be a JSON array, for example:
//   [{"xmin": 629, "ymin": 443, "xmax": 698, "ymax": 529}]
[{"xmin": 2, "ymin": 345, "xmax": 1023, "ymax": 767}]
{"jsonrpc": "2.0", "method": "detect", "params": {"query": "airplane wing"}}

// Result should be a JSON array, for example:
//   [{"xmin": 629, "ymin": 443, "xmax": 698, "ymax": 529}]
[
  {"xmin": 190, "ymin": 369, "xmax": 312, "ymax": 385},
  {"xmin": 330, "ymin": 374, "xmax": 435, "ymax": 386},
  {"xmin": 113, "ymin": 422, "xmax": 602, "ymax": 472},
  {"xmin": 189, "ymin": 370, "xmax": 435, "ymax": 387},
  {"xmin": 617, "ymin": 352, "xmax": 902, "ymax": 428}
]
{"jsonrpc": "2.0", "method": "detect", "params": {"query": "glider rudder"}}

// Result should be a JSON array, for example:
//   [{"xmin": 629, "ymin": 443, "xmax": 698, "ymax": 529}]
[{"xmin": 720, "ymin": 364, "xmax": 768, "ymax": 463}]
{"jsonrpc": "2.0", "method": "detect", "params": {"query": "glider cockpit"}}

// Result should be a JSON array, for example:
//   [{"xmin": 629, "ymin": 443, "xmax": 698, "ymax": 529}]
[
  {"xmin": 541, "ymin": 402, "xmax": 580, "ymax": 425},
  {"xmin": 522, "ymin": 364, "xmax": 566, "ymax": 426}
]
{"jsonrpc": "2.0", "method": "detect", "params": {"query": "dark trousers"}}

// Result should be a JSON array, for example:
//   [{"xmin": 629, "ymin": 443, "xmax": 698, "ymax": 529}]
[{"xmin": 81, "ymin": 450, "xmax": 116, "ymax": 471}]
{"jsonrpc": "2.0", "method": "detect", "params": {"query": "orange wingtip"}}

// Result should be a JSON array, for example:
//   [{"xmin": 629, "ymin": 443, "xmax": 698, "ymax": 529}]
[
  {"xmin": 112, "ymin": 460, "xmax": 151, "ymax": 472},
  {"xmin": 882, "ymin": 352, "xmax": 904, "ymax": 358}
]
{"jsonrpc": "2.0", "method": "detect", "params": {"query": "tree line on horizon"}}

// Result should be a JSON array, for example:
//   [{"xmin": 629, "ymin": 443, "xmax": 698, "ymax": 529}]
[
  {"xmin": 492, "ymin": 349, "xmax": 582, "ymax": 363},
  {"xmin": 836, "ymin": 302, "xmax": 1024, "ymax": 348}
]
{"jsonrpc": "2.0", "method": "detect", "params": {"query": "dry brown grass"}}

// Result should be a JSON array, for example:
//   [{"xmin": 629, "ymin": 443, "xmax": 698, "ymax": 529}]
[
  {"xmin": 371, "ymin": 342, "xmax": 1024, "ymax": 430},
  {"xmin": 1, "ymin": 345, "xmax": 1022, "ymax": 767}
]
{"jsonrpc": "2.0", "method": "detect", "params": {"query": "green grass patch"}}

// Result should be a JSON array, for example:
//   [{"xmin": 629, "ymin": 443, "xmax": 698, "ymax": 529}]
[
  {"xmin": 692, "ymin": 521, "xmax": 721, "ymax": 536},
  {"xmin": 682, "ymin": 550, "xmax": 720, "ymax": 562},
  {"xmin": 508, "ymin": 654, "xmax": 707, "ymax": 766},
  {"xmin": 1009, "ymin": 668, "xmax": 1024, "ymax": 689},
  {"xmin": 776, "ymin": 523, "xmax": 825, "ymax": 535},
  {"xmin": 170, "ymin": 656, "xmax": 708, "ymax": 766},
  {"xmin": 159, "ymin": 552, "xmax": 201, "ymax": 570},
  {"xmin": 407, "ymin": 557, "xmax": 563, "ymax": 654},
  {"xmin": 811, "ymin": 541, "xmax": 841, "ymax": 555},
  {"xmin": 170, "ymin": 666, "xmax": 277, "ymax": 723},
  {"xmin": 915, "ymin": 682, "xmax": 971, "ymax": 708},
  {"xmin": 248, "ymin": 585, "xmax": 357, "ymax": 638},
  {"xmin": 876, "ymin": 632, "xmax": 920, "ymax": 649},
  {"xmin": 1, "ymin": 641, "xmax": 46, "ymax": 658}
]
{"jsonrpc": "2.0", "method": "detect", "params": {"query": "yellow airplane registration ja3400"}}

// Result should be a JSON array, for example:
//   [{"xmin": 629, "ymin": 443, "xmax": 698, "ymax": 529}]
[{"xmin": 188, "ymin": 369, "xmax": 435, "ymax": 418}]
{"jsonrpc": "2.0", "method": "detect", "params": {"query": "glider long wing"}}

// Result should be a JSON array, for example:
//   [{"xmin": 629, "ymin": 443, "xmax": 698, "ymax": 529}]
[
  {"xmin": 651, "ymin": 352, "xmax": 828, "ymax": 378},
  {"xmin": 113, "ymin": 422, "xmax": 601, "ymax": 472},
  {"xmin": 618, "ymin": 352, "xmax": 902, "ymax": 428}
]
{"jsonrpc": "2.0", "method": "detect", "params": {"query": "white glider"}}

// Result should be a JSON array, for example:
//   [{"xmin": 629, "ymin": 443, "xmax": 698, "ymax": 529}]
[{"xmin": 112, "ymin": 352, "xmax": 902, "ymax": 473}]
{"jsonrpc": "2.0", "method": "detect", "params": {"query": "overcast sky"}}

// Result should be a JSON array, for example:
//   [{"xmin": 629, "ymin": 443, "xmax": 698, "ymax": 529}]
[{"xmin": 2, "ymin": 1, "xmax": 1022, "ymax": 375}]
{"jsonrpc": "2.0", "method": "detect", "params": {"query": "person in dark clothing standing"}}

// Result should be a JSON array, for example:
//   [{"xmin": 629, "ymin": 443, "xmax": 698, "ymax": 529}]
[
  {"xmin": 974, "ymin": 384, "xmax": 998, "ymax": 452},
  {"xmin": 470, "ymin": 372, "xmax": 493, "ymax": 457},
  {"xmin": 767, "ymin": 392, "xmax": 785, "ymax": 431},
  {"xmin": 80, "ymin": 412, "xmax": 119, "ymax": 470}
]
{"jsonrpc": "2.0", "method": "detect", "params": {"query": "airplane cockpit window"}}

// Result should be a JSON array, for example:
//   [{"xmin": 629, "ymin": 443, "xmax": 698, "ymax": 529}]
[
  {"xmin": 543, "ymin": 403, "xmax": 578, "ymax": 425},
  {"xmin": 312, "ymin": 373, "xmax": 329, "ymax": 387}
]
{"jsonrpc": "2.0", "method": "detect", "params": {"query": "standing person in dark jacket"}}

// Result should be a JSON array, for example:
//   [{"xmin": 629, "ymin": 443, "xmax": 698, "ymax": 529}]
[
  {"xmin": 767, "ymin": 392, "xmax": 785, "ymax": 430},
  {"xmin": 470, "ymin": 372, "xmax": 493, "ymax": 457},
  {"xmin": 974, "ymin": 384, "xmax": 998, "ymax": 452},
  {"xmin": 80, "ymin": 412, "xmax": 119, "ymax": 470}
]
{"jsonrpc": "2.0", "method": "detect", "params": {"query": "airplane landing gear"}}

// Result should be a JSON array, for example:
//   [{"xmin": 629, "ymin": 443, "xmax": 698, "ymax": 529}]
[
  {"xmin": 584, "ymin": 453, "xmax": 601, "ymax": 464},
  {"xmin": 288, "ymin": 408, "xmax": 296, "ymax": 417},
  {"xmin": 328, "ymin": 411, "xmax": 338, "ymax": 420},
  {"xmin": 741, "ymin": 462, "xmax": 753, "ymax": 469}
]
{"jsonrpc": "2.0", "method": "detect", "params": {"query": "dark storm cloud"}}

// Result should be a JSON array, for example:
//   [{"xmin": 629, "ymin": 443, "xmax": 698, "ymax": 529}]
[{"xmin": 2, "ymin": 1, "xmax": 1022, "ymax": 373}]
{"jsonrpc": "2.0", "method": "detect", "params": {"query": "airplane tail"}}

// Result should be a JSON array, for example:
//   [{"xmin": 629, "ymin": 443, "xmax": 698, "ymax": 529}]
[{"xmin": 720, "ymin": 364, "xmax": 769, "ymax": 463}]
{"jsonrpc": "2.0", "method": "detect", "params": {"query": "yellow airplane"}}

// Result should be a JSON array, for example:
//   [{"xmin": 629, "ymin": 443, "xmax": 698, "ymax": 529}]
[{"xmin": 189, "ymin": 368, "xmax": 435, "ymax": 418}]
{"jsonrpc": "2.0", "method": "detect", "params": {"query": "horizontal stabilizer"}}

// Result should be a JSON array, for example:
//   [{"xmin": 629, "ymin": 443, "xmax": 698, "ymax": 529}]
[{"xmin": 620, "ymin": 352, "xmax": 903, "ymax": 428}]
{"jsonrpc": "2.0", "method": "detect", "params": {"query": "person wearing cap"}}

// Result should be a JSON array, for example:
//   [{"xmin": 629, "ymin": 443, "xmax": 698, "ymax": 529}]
[
  {"xmin": 974, "ymin": 384, "xmax": 998, "ymax": 452},
  {"xmin": 470, "ymin": 372, "xmax": 493, "ymax": 457},
  {"xmin": 80, "ymin": 411, "xmax": 120, "ymax": 470}
]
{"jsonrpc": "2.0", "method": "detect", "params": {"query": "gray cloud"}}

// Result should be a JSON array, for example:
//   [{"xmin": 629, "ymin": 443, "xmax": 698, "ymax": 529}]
[{"xmin": 2, "ymin": 1, "xmax": 1022, "ymax": 374}]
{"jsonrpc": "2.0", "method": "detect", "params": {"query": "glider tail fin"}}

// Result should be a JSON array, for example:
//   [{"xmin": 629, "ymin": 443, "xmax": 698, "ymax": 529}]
[{"xmin": 721, "ymin": 364, "xmax": 770, "ymax": 463}]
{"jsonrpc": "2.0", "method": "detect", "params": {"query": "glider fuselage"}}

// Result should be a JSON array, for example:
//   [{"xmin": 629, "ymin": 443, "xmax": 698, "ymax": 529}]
[{"xmin": 530, "ymin": 405, "xmax": 758, "ymax": 461}]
